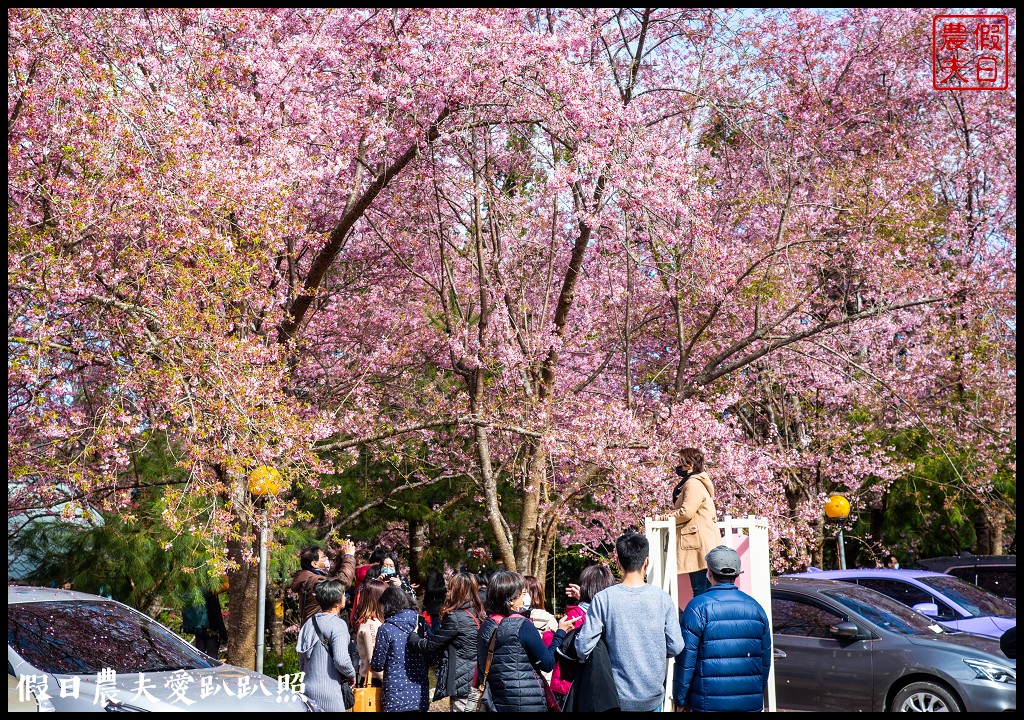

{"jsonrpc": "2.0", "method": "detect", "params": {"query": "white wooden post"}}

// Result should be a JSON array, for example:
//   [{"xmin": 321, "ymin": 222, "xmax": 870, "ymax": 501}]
[{"xmin": 646, "ymin": 514, "xmax": 775, "ymax": 712}]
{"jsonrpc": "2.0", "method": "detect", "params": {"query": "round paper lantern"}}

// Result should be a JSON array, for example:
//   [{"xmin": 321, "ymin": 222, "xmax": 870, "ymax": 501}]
[
  {"xmin": 248, "ymin": 466, "xmax": 284, "ymax": 497},
  {"xmin": 824, "ymin": 494, "xmax": 851, "ymax": 520}
]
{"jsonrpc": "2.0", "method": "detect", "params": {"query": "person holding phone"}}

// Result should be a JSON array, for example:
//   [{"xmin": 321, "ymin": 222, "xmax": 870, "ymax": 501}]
[{"xmin": 477, "ymin": 571, "xmax": 580, "ymax": 712}]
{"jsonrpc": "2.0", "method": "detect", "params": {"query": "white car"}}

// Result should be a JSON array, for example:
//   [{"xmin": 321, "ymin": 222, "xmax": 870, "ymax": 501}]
[{"xmin": 7, "ymin": 585, "xmax": 318, "ymax": 712}]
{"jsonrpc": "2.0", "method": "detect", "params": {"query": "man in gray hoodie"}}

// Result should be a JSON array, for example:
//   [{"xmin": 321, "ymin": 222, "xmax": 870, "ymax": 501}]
[{"xmin": 575, "ymin": 532, "xmax": 685, "ymax": 712}]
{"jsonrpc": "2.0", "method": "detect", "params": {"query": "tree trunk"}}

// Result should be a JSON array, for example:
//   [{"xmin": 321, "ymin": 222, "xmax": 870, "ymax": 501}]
[
  {"xmin": 990, "ymin": 509, "xmax": 1005, "ymax": 555},
  {"xmin": 225, "ymin": 528, "xmax": 259, "ymax": 669},
  {"xmin": 468, "ymin": 370, "xmax": 517, "ymax": 572},
  {"xmin": 516, "ymin": 444, "xmax": 546, "ymax": 572},
  {"xmin": 973, "ymin": 508, "xmax": 992, "ymax": 555},
  {"xmin": 409, "ymin": 519, "xmax": 426, "ymax": 585},
  {"xmin": 810, "ymin": 516, "xmax": 825, "ymax": 569}
]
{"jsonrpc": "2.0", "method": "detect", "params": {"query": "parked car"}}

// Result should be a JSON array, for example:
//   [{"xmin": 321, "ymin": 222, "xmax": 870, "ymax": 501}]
[
  {"xmin": 7, "ymin": 585, "xmax": 318, "ymax": 712},
  {"xmin": 771, "ymin": 576, "xmax": 1016, "ymax": 712},
  {"xmin": 918, "ymin": 555, "xmax": 1016, "ymax": 604},
  {"xmin": 789, "ymin": 569, "xmax": 1016, "ymax": 640},
  {"xmin": 8, "ymin": 674, "xmax": 39, "ymax": 712}
]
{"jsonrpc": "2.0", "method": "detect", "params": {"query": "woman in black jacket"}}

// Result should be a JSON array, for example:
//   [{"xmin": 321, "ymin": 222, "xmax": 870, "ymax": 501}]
[{"xmin": 407, "ymin": 572, "xmax": 484, "ymax": 711}]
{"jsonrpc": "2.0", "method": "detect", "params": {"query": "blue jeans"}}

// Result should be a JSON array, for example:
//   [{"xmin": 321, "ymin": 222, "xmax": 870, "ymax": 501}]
[{"xmin": 689, "ymin": 568, "xmax": 710, "ymax": 597}]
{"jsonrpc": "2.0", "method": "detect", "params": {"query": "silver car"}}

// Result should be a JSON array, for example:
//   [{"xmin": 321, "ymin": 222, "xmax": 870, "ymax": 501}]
[
  {"xmin": 787, "ymin": 568, "xmax": 1016, "ymax": 640},
  {"xmin": 7, "ymin": 586, "xmax": 317, "ymax": 712},
  {"xmin": 772, "ymin": 577, "xmax": 1015, "ymax": 712}
]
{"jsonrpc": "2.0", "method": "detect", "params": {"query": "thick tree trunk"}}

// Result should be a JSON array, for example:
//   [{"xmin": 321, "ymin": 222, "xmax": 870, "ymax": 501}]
[
  {"xmin": 225, "ymin": 530, "xmax": 260, "ymax": 669},
  {"xmin": 990, "ymin": 509, "xmax": 1005, "ymax": 555},
  {"xmin": 975, "ymin": 506, "xmax": 1006, "ymax": 555},
  {"xmin": 516, "ymin": 444, "xmax": 546, "ymax": 572},
  {"xmin": 973, "ymin": 508, "xmax": 992, "ymax": 555}
]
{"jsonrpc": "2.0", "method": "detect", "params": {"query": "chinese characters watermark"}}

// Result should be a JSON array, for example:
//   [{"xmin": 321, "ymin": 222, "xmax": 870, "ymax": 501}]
[
  {"xmin": 16, "ymin": 670, "xmax": 306, "ymax": 708},
  {"xmin": 933, "ymin": 14, "xmax": 1009, "ymax": 90}
]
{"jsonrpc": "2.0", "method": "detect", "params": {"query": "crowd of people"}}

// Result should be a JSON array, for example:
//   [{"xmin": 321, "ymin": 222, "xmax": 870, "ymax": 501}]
[{"xmin": 288, "ymin": 447, "xmax": 773, "ymax": 712}]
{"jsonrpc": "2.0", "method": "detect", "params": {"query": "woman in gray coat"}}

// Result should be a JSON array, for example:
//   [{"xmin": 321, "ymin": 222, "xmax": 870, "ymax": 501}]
[{"xmin": 296, "ymin": 579, "xmax": 356, "ymax": 711}]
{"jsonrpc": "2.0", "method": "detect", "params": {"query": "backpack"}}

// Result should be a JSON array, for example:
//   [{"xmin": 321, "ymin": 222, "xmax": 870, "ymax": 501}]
[{"xmin": 182, "ymin": 602, "xmax": 209, "ymax": 634}]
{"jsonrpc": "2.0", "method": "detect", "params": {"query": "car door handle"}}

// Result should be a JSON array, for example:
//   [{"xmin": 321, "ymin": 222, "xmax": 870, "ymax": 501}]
[{"xmin": 773, "ymin": 649, "xmax": 787, "ymax": 659}]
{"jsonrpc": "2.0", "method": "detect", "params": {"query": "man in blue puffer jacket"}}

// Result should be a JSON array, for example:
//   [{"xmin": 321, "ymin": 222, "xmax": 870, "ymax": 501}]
[{"xmin": 673, "ymin": 546, "xmax": 772, "ymax": 712}]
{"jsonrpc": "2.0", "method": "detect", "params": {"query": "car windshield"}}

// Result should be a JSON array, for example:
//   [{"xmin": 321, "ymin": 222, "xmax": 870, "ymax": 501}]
[
  {"xmin": 919, "ymin": 575, "xmax": 1016, "ymax": 618},
  {"xmin": 822, "ymin": 586, "xmax": 947, "ymax": 636},
  {"xmin": 8, "ymin": 600, "xmax": 220, "ymax": 675}
]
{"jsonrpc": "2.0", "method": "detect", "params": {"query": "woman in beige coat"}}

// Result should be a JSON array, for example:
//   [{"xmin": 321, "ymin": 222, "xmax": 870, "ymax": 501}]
[{"xmin": 669, "ymin": 447, "xmax": 721, "ymax": 598}]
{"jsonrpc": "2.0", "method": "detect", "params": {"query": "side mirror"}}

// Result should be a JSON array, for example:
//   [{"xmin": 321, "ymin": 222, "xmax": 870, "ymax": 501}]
[
  {"xmin": 912, "ymin": 602, "xmax": 940, "ymax": 617},
  {"xmin": 829, "ymin": 622, "xmax": 861, "ymax": 640}
]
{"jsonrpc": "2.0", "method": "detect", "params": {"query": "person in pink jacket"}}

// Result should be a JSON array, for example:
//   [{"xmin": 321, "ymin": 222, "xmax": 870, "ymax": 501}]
[{"xmin": 547, "ymin": 563, "xmax": 615, "ymax": 701}]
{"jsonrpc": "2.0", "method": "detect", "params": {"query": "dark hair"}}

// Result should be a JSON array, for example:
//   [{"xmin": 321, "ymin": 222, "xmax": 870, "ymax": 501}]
[
  {"xmin": 313, "ymin": 579, "xmax": 346, "ymax": 611},
  {"xmin": 380, "ymin": 585, "xmax": 410, "ymax": 618},
  {"xmin": 300, "ymin": 546, "xmax": 323, "ymax": 572},
  {"xmin": 423, "ymin": 571, "xmax": 447, "ymax": 615},
  {"xmin": 364, "ymin": 565, "xmax": 383, "ymax": 583},
  {"xmin": 523, "ymin": 575, "xmax": 546, "ymax": 612},
  {"xmin": 355, "ymin": 579, "xmax": 388, "ymax": 624},
  {"xmin": 678, "ymin": 447, "xmax": 705, "ymax": 474},
  {"xmin": 441, "ymin": 572, "xmax": 485, "ymax": 620},
  {"xmin": 615, "ymin": 532, "xmax": 649, "ymax": 573},
  {"xmin": 485, "ymin": 570, "xmax": 524, "ymax": 617},
  {"xmin": 709, "ymin": 569, "xmax": 733, "ymax": 584},
  {"xmin": 578, "ymin": 563, "xmax": 615, "ymax": 603},
  {"xmin": 370, "ymin": 548, "xmax": 400, "ymax": 570}
]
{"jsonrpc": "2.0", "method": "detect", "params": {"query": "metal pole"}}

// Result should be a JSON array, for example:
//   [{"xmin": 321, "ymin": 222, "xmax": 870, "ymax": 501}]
[
  {"xmin": 255, "ymin": 522, "xmax": 268, "ymax": 674},
  {"xmin": 837, "ymin": 526, "xmax": 847, "ymax": 570}
]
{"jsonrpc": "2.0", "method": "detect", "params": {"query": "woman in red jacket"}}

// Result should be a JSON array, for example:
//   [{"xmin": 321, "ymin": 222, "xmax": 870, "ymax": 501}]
[{"xmin": 549, "ymin": 563, "xmax": 615, "ymax": 702}]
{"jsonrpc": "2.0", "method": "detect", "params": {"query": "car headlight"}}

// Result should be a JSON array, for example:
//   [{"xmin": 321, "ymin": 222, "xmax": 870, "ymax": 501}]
[{"xmin": 964, "ymin": 659, "xmax": 1016, "ymax": 684}]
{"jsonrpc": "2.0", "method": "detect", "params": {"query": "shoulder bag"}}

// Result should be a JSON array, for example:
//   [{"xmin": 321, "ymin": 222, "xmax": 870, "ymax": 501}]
[
  {"xmin": 467, "ymin": 629, "xmax": 499, "ymax": 712},
  {"xmin": 311, "ymin": 615, "xmax": 358, "ymax": 710},
  {"xmin": 353, "ymin": 672, "xmax": 383, "ymax": 712}
]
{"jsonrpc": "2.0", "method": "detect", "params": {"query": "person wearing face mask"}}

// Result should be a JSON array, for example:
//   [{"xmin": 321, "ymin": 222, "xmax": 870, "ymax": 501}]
[
  {"xmin": 291, "ymin": 540, "xmax": 357, "ymax": 624},
  {"xmin": 523, "ymin": 575, "xmax": 558, "ymax": 683},
  {"xmin": 376, "ymin": 551, "xmax": 419, "ymax": 603},
  {"xmin": 477, "ymin": 571, "xmax": 580, "ymax": 712},
  {"xmin": 666, "ymin": 447, "xmax": 721, "ymax": 599}
]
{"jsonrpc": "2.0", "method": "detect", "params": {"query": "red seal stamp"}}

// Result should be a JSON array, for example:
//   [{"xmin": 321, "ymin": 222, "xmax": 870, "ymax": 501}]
[{"xmin": 932, "ymin": 14, "xmax": 1009, "ymax": 90}]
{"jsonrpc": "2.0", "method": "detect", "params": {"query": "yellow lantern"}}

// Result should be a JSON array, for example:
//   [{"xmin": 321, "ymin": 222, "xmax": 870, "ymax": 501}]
[
  {"xmin": 824, "ymin": 494, "xmax": 851, "ymax": 520},
  {"xmin": 248, "ymin": 466, "xmax": 284, "ymax": 497}
]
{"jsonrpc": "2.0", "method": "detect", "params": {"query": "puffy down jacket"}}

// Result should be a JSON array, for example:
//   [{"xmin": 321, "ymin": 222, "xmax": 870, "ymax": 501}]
[
  {"xmin": 478, "ymin": 615, "xmax": 546, "ymax": 713},
  {"xmin": 408, "ymin": 603, "xmax": 481, "ymax": 701},
  {"xmin": 673, "ymin": 582, "xmax": 772, "ymax": 712}
]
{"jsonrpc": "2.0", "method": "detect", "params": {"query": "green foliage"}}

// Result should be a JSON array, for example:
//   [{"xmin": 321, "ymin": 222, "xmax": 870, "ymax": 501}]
[
  {"xmin": 9, "ymin": 436, "xmax": 220, "ymax": 617},
  {"xmin": 849, "ymin": 428, "xmax": 1015, "ymax": 563},
  {"xmin": 264, "ymin": 645, "xmax": 301, "ymax": 680},
  {"xmin": 288, "ymin": 441, "xmax": 499, "ymax": 575},
  {"xmin": 12, "ymin": 488, "xmax": 218, "ymax": 616}
]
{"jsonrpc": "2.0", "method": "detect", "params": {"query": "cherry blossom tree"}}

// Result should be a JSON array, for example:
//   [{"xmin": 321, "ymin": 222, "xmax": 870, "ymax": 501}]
[{"xmin": 9, "ymin": 8, "xmax": 1014, "ymax": 666}]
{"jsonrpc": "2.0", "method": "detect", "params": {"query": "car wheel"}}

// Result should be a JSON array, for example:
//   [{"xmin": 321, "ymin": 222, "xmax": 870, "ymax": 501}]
[{"xmin": 891, "ymin": 681, "xmax": 963, "ymax": 712}]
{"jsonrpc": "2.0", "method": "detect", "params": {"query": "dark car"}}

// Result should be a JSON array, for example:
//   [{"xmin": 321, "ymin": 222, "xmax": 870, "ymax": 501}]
[
  {"xmin": 918, "ymin": 555, "xmax": 1016, "ymax": 604},
  {"xmin": 771, "ymin": 577, "xmax": 1015, "ymax": 712}
]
